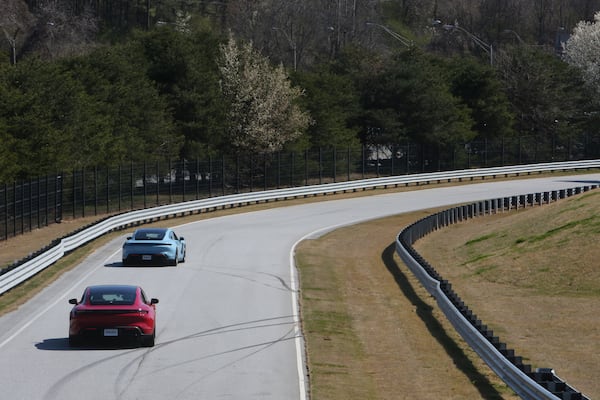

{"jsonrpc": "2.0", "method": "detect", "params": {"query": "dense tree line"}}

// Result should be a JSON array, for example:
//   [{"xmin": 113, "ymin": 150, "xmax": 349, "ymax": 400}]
[{"xmin": 0, "ymin": 1, "xmax": 599, "ymax": 183}]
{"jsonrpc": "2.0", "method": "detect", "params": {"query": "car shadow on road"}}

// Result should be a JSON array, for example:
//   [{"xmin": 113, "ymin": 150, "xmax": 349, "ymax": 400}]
[
  {"xmin": 104, "ymin": 262, "xmax": 124, "ymax": 268},
  {"xmin": 104, "ymin": 262, "xmax": 174, "ymax": 268},
  {"xmin": 35, "ymin": 338, "xmax": 141, "ymax": 351}
]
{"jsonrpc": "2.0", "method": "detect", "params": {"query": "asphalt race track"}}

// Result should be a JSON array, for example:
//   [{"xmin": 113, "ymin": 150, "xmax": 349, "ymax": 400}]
[{"xmin": 0, "ymin": 173, "xmax": 598, "ymax": 400}]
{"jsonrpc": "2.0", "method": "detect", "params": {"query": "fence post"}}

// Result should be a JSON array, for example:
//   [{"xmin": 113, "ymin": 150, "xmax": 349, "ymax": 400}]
[
  {"xmin": 277, "ymin": 151, "xmax": 281, "ymax": 189},
  {"xmin": 12, "ymin": 182, "xmax": 16, "ymax": 237},
  {"xmin": 249, "ymin": 155, "xmax": 254, "ymax": 192},
  {"xmin": 304, "ymin": 149, "xmax": 308, "ymax": 186},
  {"xmin": 45, "ymin": 176, "xmax": 49, "ymax": 225},
  {"xmin": 82, "ymin": 167, "xmax": 87, "ymax": 218},
  {"xmin": 264, "ymin": 154, "xmax": 268, "ymax": 192},
  {"xmin": 143, "ymin": 162, "xmax": 147, "ymax": 209},
  {"xmin": 362, "ymin": 145, "xmax": 365, "ymax": 179},
  {"xmin": 20, "ymin": 180, "xmax": 24, "ymax": 234},
  {"xmin": 157, "ymin": 161, "xmax": 161, "ymax": 206},
  {"xmin": 196, "ymin": 158, "xmax": 200, "ymax": 200},
  {"xmin": 287, "ymin": 152, "xmax": 292, "ymax": 187},
  {"xmin": 106, "ymin": 166, "xmax": 109, "ymax": 214},
  {"xmin": 319, "ymin": 148, "xmax": 323, "ymax": 185},
  {"xmin": 501, "ymin": 136, "xmax": 506, "ymax": 166},
  {"xmin": 28, "ymin": 179, "xmax": 32, "ymax": 231},
  {"xmin": 391, "ymin": 145, "xmax": 395, "ymax": 175},
  {"xmin": 221, "ymin": 155, "xmax": 225, "ymax": 197},
  {"xmin": 347, "ymin": 147, "xmax": 351, "ymax": 182},
  {"xmin": 182, "ymin": 159, "xmax": 186, "ymax": 202},
  {"xmin": 484, "ymin": 138, "xmax": 488, "ymax": 166},
  {"xmin": 94, "ymin": 166, "xmax": 98, "ymax": 216},
  {"xmin": 235, "ymin": 154, "xmax": 240, "ymax": 194},
  {"xmin": 118, "ymin": 165, "xmax": 122, "ymax": 212},
  {"xmin": 3, "ymin": 184, "xmax": 6, "ymax": 240},
  {"xmin": 407, "ymin": 142, "xmax": 411, "ymax": 174},
  {"xmin": 168, "ymin": 158, "xmax": 173, "ymax": 204},
  {"xmin": 333, "ymin": 147, "xmax": 337, "ymax": 183},
  {"xmin": 130, "ymin": 161, "xmax": 134, "ymax": 210},
  {"xmin": 72, "ymin": 170, "xmax": 76, "ymax": 218},
  {"xmin": 208, "ymin": 156, "xmax": 213, "ymax": 197},
  {"xmin": 55, "ymin": 174, "xmax": 62, "ymax": 223}
]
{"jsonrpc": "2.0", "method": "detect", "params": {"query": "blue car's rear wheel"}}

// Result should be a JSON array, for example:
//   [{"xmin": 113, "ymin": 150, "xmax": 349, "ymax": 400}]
[{"xmin": 169, "ymin": 251, "xmax": 178, "ymax": 267}]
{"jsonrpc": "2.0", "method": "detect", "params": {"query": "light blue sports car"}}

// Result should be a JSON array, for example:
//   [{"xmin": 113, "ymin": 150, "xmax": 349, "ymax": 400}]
[{"xmin": 122, "ymin": 227, "xmax": 186, "ymax": 266}]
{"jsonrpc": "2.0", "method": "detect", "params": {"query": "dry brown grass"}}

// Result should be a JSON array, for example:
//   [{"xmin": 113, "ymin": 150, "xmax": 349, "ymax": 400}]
[
  {"xmin": 297, "ymin": 190, "xmax": 599, "ymax": 399},
  {"xmin": 297, "ymin": 213, "xmax": 520, "ymax": 400}
]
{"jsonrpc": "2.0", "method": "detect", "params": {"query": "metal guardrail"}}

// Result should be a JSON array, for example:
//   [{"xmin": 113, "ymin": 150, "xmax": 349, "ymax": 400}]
[
  {"xmin": 2, "ymin": 159, "xmax": 599, "ymax": 295},
  {"xmin": 0, "ymin": 159, "xmax": 598, "ymax": 397},
  {"xmin": 395, "ymin": 185, "xmax": 598, "ymax": 400}
]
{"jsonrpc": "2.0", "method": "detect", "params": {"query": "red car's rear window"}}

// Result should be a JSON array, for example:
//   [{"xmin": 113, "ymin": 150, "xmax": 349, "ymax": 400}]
[{"xmin": 88, "ymin": 286, "xmax": 137, "ymax": 305}]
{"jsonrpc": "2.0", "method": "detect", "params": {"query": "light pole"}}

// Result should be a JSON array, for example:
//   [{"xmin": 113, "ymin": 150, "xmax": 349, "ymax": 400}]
[
  {"xmin": 272, "ymin": 27, "xmax": 297, "ymax": 71},
  {"xmin": 502, "ymin": 29, "xmax": 525, "ymax": 44},
  {"xmin": 365, "ymin": 22, "xmax": 413, "ymax": 48},
  {"xmin": 434, "ymin": 20, "xmax": 493, "ymax": 65}
]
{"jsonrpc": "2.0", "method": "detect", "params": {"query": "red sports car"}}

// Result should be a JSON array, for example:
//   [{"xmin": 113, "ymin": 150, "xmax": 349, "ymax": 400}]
[{"xmin": 68, "ymin": 284, "xmax": 158, "ymax": 347}]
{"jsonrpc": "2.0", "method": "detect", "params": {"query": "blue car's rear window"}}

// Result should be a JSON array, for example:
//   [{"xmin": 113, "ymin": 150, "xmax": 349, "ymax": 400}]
[
  {"xmin": 134, "ymin": 229, "xmax": 167, "ymax": 240},
  {"xmin": 88, "ymin": 286, "xmax": 137, "ymax": 305}
]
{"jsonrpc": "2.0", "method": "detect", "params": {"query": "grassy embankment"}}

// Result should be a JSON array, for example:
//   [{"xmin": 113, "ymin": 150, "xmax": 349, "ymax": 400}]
[{"xmin": 297, "ymin": 189, "xmax": 599, "ymax": 399}]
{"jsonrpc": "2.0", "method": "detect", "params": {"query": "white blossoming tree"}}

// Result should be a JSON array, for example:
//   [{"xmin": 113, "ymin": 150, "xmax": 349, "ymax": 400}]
[
  {"xmin": 218, "ymin": 35, "xmax": 312, "ymax": 154},
  {"xmin": 564, "ymin": 12, "xmax": 600, "ymax": 94}
]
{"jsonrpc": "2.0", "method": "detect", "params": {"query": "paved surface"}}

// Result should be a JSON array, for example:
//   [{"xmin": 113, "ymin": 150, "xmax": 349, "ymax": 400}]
[{"xmin": 0, "ymin": 173, "xmax": 598, "ymax": 400}]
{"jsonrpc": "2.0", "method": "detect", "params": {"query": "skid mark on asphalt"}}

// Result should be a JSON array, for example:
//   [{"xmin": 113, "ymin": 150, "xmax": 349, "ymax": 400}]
[
  {"xmin": 43, "ymin": 316, "xmax": 298, "ymax": 400},
  {"xmin": 201, "ymin": 265, "xmax": 296, "ymax": 292}
]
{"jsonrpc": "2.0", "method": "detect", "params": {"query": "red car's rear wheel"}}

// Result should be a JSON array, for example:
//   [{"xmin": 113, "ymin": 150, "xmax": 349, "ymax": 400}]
[{"xmin": 141, "ymin": 329, "xmax": 155, "ymax": 347}]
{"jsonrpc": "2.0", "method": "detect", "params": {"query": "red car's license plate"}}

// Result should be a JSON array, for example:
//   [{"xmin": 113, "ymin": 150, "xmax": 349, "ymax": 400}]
[{"xmin": 104, "ymin": 329, "xmax": 118, "ymax": 337}]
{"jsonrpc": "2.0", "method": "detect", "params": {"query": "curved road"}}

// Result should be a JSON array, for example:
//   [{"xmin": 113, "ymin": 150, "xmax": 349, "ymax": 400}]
[{"xmin": 0, "ymin": 173, "xmax": 598, "ymax": 399}]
